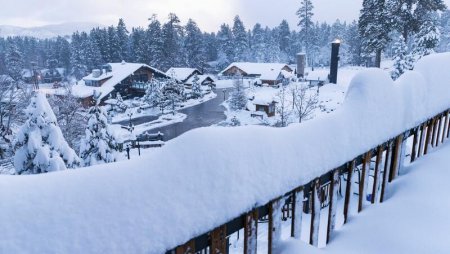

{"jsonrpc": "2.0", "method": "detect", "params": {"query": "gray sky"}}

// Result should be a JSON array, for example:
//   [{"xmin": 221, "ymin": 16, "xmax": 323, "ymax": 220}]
[{"xmin": 1, "ymin": 0, "xmax": 449, "ymax": 32}]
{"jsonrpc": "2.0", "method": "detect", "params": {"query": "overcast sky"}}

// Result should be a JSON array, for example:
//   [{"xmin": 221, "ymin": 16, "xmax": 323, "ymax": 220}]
[{"xmin": 1, "ymin": 0, "xmax": 450, "ymax": 32}]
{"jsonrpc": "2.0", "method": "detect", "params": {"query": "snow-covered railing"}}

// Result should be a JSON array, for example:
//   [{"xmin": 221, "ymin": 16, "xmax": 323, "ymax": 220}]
[{"xmin": 0, "ymin": 54, "xmax": 449, "ymax": 254}]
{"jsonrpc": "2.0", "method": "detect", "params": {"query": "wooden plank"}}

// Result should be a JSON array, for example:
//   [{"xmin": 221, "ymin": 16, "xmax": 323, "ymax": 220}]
[
  {"xmin": 442, "ymin": 110, "xmax": 449, "ymax": 143},
  {"xmin": 343, "ymin": 160, "xmax": 355, "ymax": 224},
  {"xmin": 447, "ymin": 110, "xmax": 450, "ymax": 138},
  {"xmin": 436, "ymin": 115, "xmax": 442, "ymax": 147},
  {"xmin": 424, "ymin": 119, "xmax": 434, "ymax": 155},
  {"xmin": 175, "ymin": 240, "xmax": 195, "ymax": 254},
  {"xmin": 211, "ymin": 225, "xmax": 227, "ymax": 254},
  {"xmin": 380, "ymin": 141, "xmax": 392, "ymax": 203},
  {"xmin": 389, "ymin": 135, "xmax": 403, "ymax": 182},
  {"xmin": 371, "ymin": 145, "xmax": 384, "ymax": 204},
  {"xmin": 244, "ymin": 209, "xmax": 258, "ymax": 254},
  {"xmin": 418, "ymin": 123, "xmax": 426, "ymax": 158},
  {"xmin": 411, "ymin": 127, "xmax": 419, "ymax": 162},
  {"xmin": 268, "ymin": 198, "xmax": 283, "ymax": 254},
  {"xmin": 398, "ymin": 134, "xmax": 407, "ymax": 176},
  {"xmin": 291, "ymin": 187, "xmax": 304, "ymax": 239},
  {"xmin": 358, "ymin": 152, "xmax": 371, "ymax": 212},
  {"xmin": 326, "ymin": 169, "xmax": 339, "ymax": 244},
  {"xmin": 309, "ymin": 178, "xmax": 321, "ymax": 247},
  {"xmin": 431, "ymin": 117, "xmax": 438, "ymax": 147}
]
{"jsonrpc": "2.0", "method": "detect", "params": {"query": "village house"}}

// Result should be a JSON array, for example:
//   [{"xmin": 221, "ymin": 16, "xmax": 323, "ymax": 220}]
[
  {"xmin": 220, "ymin": 62, "xmax": 293, "ymax": 86},
  {"xmin": 184, "ymin": 75, "xmax": 215, "ymax": 88},
  {"xmin": 72, "ymin": 62, "xmax": 169, "ymax": 107},
  {"xmin": 166, "ymin": 67, "xmax": 201, "ymax": 83}
]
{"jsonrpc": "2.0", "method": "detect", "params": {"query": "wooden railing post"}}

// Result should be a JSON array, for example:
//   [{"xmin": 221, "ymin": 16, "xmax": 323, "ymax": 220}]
[
  {"xmin": 268, "ymin": 198, "xmax": 283, "ymax": 254},
  {"xmin": 175, "ymin": 240, "xmax": 195, "ymax": 254},
  {"xmin": 358, "ymin": 152, "xmax": 371, "ymax": 212},
  {"xmin": 389, "ymin": 135, "xmax": 403, "ymax": 182},
  {"xmin": 309, "ymin": 178, "xmax": 321, "ymax": 247},
  {"xmin": 424, "ymin": 119, "xmax": 433, "ymax": 155},
  {"xmin": 343, "ymin": 160, "xmax": 355, "ymax": 224},
  {"xmin": 291, "ymin": 187, "xmax": 304, "ymax": 239},
  {"xmin": 326, "ymin": 169, "xmax": 339, "ymax": 244},
  {"xmin": 211, "ymin": 225, "xmax": 227, "ymax": 254},
  {"xmin": 442, "ymin": 110, "xmax": 449, "ymax": 143},
  {"xmin": 447, "ymin": 110, "xmax": 450, "ymax": 138},
  {"xmin": 371, "ymin": 145, "xmax": 384, "ymax": 204},
  {"xmin": 411, "ymin": 127, "xmax": 419, "ymax": 162},
  {"xmin": 435, "ymin": 115, "xmax": 442, "ymax": 147},
  {"xmin": 244, "ymin": 209, "xmax": 258, "ymax": 254},
  {"xmin": 398, "ymin": 133, "xmax": 407, "ymax": 176},
  {"xmin": 380, "ymin": 141, "xmax": 393, "ymax": 203},
  {"xmin": 431, "ymin": 117, "xmax": 438, "ymax": 148},
  {"xmin": 418, "ymin": 123, "xmax": 426, "ymax": 158}
]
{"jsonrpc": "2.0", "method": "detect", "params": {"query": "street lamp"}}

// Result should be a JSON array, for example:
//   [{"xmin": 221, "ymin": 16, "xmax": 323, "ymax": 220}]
[{"xmin": 329, "ymin": 39, "xmax": 341, "ymax": 84}]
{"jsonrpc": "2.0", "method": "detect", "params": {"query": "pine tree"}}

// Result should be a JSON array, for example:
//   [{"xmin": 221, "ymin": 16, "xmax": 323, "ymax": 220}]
[
  {"xmin": 130, "ymin": 27, "xmax": 147, "ymax": 63},
  {"xmin": 147, "ymin": 16, "xmax": 164, "ymax": 68},
  {"xmin": 142, "ymin": 79, "xmax": 162, "ymax": 107},
  {"xmin": 216, "ymin": 24, "xmax": 234, "ymax": 69},
  {"xmin": 108, "ymin": 26, "xmax": 122, "ymax": 62},
  {"xmin": 161, "ymin": 13, "xmax": 182, "ymax": 70},
  {"xmin": 297, "ymin": 0, "xmax": 314, "ymax": 65},
  {"xmin": 116, "ymin": 18, "xmax": 130, "ymax": 61},
  {"xmin": 232, "ymin": 16, "xmax": 249, "ymax": 61},
  {"xmin": 5, "ymin": 40, "xmax": 24, "ymax": 82},
  {"xmin": 415, "ymin": 12, "xmax": 441, "ymax": 57},
  {"xmin": 184, "ymin": 19, "xmax": 206, "ymax": 70},
  {"xmin": 359, "ymin": 0, "xmax": 391, "ymax": 67},
  {"xmin": 391, "ymin": 35, "xmax": 414, "ymax": 80},
  {"xmin": 191, "ymin": 74, "xmax": 202, "ymax": 99},
  {"xmin": 79, "ymin": 105, "xmax": 118, "ymax": 166},
  {"xmin": 229, "ymin": 75, "xmax": 247, "ymax": 111},
  {"xmin": 278, "ymin": 20, "xmax": 291, "ymax": 61},
  {"xmin": 161, "ymin": 78, "xmax": 184, "ymax": 114},
  {"xmin": 251, "ymin": 23, "xmax": 266, "ymax": 62},
  {"xmin": 69, "ymin": 32, "xmax": 87, "ymax": 79},
  {"xmin": 13, "ymin": 93, "xmax": 80, "ymax": 174}
]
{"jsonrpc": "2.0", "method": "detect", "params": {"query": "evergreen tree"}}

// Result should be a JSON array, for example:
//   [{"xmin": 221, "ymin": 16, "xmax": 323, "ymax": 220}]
[
  {"xmin": 232, "ymin": 16, "xmax": 249, "ymax": 61},
  {"xmin": 147, "ymin": 15, "xmax": 164, "ymax": 68},
  {"xmin": 184, "ymin": 19, "xmax": 206, "ymax": 70},
  {"xmin": 5, "ymin": 40, "xmax": 24, "ymax": 82},
  {"xmin": 297, "ymin": 0, "xmax": 314, "ymax": 65},
  {"xmin": 13, "ymin": 93, "xmax": 80, "ymax": 174},
  {"xmin": 251, "ymin": 23, "xmax": 266, "ymax": 62},
  {"xmin": 216, "ymin": 24, "xmax": 234, "ymax": 69},
  {"xmin": 191, "ymin": 74, "xmax": 202, "ymax": 99},
  {"xmin": 391, "ymin": 35, "xmax": 414, "ymax": 80},
  {"xmin": 278, "ymin": 20, "xmax": 291, "ymax": 61},
  {"xmin": 69, "ymin": 32, "xmax": 87, "ymax": 79},
  {"xmin": 359, "ymin": 0, "xmax": 391, "ymax": 67},
  {"xmin": 116, "ymin": 18, "xmax": 130, "ymax": 61},
  {"xmin": 142, "ymin": 79, "xmax": 162, "ymax": 107},
  {"xmin": 130, "ymin": 27, "xmax": 148, "ymax": 63},
  {"xmin": 345, "ymin": 21, "xmax": 363, "ymax": 66},
  {"xmin": 161, "ymin": 13, "xmax": 182, "ymax": 70},
  {"xmin": 161, "ymin": 78, "xmax": 184, "ymax": 114},
  {"xmin": 79, "ymin": 105, "xmax": 118, "ymax": 166},
  {"xmin": 108, "ymin": 26, "xmax": 122, "ymax": 62},
  {"xmin": 415, "ymin": 12, "xmax": 441, "ymax": 57},
  {"xmin": 229, "ymin": 75, "xmax": 247, "ymax": 111}
]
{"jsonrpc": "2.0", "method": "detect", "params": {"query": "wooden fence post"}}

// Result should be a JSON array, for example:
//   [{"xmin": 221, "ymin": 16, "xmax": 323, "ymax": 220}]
[
  {"xmin": 447, "ymin": 110, "xmax": 450, "ymax": 138},
  {"xmin": 380, "ymin": 141, "xmax": 392, "ymax": 203},
  {"xmin": 435, "ymin": 115, "xmax": 442, "ymax": 147},
  {"xmin": 389, "ymin": 135, "xmax": 403, "ymax": 182},
  {"xmin": 358, "ymin": 152, "xmax": 371, "ymax": 212},
  {"xmin": 372, "ymin": 145, "xmax": 384, "ymax": 204},
  {"xmin": 211, "ymin": 225, "xmax": 227, "ymax": 254},
  {"xmin": 291, "ymin": 187, "xmax": 304, "ymax": 239},
  {"xmin": 398, "ymin": 133, "xmax": 407, "ymax": 176},
  {"xmin": 268, "ymin": 198, "xmax": 283, "ymax": 254},
  {"xmin": 244, "ymin": 209, "xmax": 258, "ymax": 254},
  {"xmin": 424, "ymin": 119, "xmax": 433, "ymax": 155},
  {"xmin": 343, "ymin": 160, "xmax": 355, "ymax": 224},
  {"xmin": 175, "ymin": 240, "xmax": 195, "ymax": 254},
  {"xmin": 411, "ymin": 127, "xmax": 419, "ymax": 162},
  {"xmin": 309, "ymin": 178, "xmax": 321, "ymax": 247},
  {"xmin": 326, "ymin": 169, "xmax": 339, "ymax": 244},
  {"xmin": 418, "ymin": 123, "xmax": 426, "ymax": 158},
  {"xmin": 442, "ymin": 110, "xmax": 449, "ymax": 143},
  {"xmin": 431, "ymin": 117, "xmax": 438, "ymax": 148}
]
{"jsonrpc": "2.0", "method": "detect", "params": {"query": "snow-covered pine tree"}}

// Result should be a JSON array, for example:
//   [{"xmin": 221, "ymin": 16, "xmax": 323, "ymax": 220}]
[
  {"xmin": 191, "ymin": 74, "xmax": 202, "ymax": 99},
  {"xmin": 161, "ymin": 78, "xmax": 184, "ymax": 114},
  {"xmin": 147, "ymin": 15, "xmax": 165, "ymax": 68},
  {"xmin": 296, "ymin": 0, "xmax": 314, "ymax": 65},
  {"xmin": 13, "ymin": 93, "xmax": 80, "ymax": 174},
  {"xmin": 415, "ymin": 13, "xmax": 441, "ymax": 58},
  {"xmin": 5, "ymin": 40, "xmax": 24, "ymax": 82},
  {"xmin": 117, "ymin": 18, "xmax": 130, "ymax": 61},
  {"xmin": 229, "ymin": 75, "xmax": 247, "ymax": 111},
  {"xmin": 79, "ymin": 105, "xmax": 118, "ymax": 166},
  {"xmin": 184, "ymin": 19, "xmax": 206, "ymax": 70},
  {"xmin": 391, "ymin": 35, "xmax": 414, "ymax": 80},
  {"xmin": 108, "ymin": 25, "xmax": 122, "ymax": 63},
  {"xmin": 251, "ymin": 23, "xmax": 266, "ymax": 62},
  {"xmin": 232, "ymin": 16, "xmax": 249, "ymax": 62},
  {"xmin": 359, "ymin": 0, "xmax": 391, "ymax": 67},
  {"xmin": 142, "ymin": 79, "xmax": 162, "ymax": 107},
  {"xmin": 161, "ymin": 13, "xmax": 182, "ymax": 70},
  {"xmin": 216, "ymin": 24, "xmax": 234, "ymax": 69},
  {"xmin": 115, "ymin": 92, "xmax": 127, "ymax": 112}
]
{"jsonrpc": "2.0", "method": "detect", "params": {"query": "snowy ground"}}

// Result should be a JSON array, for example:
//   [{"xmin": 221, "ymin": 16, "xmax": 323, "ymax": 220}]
[{"xmin": 278, "ymin": 141, "xmax": 450, "ymax": 254}]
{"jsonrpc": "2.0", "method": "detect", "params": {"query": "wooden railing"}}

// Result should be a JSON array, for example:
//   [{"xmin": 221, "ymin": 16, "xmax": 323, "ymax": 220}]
[{"xmin": 165, "ymin": 109, "xmax": 450, "ymax": 254}]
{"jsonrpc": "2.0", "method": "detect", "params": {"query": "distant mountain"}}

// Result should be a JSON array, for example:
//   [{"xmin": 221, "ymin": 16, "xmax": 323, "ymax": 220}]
[{"xmin": 0, "ymin": 22, "xmax": 103, "ymax": 39}]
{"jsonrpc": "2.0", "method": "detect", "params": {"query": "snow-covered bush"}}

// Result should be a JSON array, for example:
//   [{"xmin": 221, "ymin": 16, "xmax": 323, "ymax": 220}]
[
  {"xmin": 142, "ymin": 79, "xmax": 163, "ymax": 108},
  {"xmin": 229, "ymin": 76, "xmax": 248, "ymax": 111},
  {"xmin": 191, "ymin": 74, "xmax": 203, "ymax": 99},
  {"xmin": 13, "ymin": 93, "xmax": 80, "ymax": 174},
  {"xmin": 79, "ymin": 106, "xmax": 118, "ymax": 166}
]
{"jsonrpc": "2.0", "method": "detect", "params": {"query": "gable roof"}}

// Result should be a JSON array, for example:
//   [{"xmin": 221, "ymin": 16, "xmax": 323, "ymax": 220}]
[
  {"xmin": 166, "ymin": 68, "xmax": 200, "ymax": 82},
  {"xmin": 220, "ymin": 62, "xmax": 293, "ymax": 81},
  {"xmin": 72, "ymin": 62, "xmax": 168, "ymax": 100},
  {"xmin": 185, "ymin": 75, "xmax": 215, "ymax": 85}
]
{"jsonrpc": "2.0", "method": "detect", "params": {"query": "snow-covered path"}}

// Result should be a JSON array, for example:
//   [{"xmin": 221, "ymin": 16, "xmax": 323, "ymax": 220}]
[{"xmin": 281, "ymin": 141, "xmax": 450, "ymax": 254}]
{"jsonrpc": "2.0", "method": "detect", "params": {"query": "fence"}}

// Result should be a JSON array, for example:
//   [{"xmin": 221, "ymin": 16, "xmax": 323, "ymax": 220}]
[{"xmin": 165, "ymin": 109, "xmax": 450, "ymax": 254}]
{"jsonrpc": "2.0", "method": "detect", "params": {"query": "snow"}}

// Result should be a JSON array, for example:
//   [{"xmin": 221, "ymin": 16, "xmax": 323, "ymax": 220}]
[
  {"xmin": 220, "ymin": 62, "xmax": 293, "ymax": 81},
  {"xmin": 72, "ymin": 62, "xmax": 168, "ymax": 100},
  {"xmin": 280, "ymin": 141, "xmax": 450, "ymax": 254},
  {"xmin": 0, "ymin": 53, "xmax": 449, "ymax": 253},
  {"xmin": 166, "ymin": 67, "xmax": 199, "ymax": 82}
]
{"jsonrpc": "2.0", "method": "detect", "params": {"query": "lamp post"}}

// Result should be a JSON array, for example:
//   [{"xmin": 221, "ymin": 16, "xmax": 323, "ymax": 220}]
[{"xmin": 329, "ymin": 39, "xmax": 341, "ymax": 84}]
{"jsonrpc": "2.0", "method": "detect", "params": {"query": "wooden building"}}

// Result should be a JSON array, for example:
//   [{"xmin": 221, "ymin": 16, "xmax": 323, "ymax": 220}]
[
  {"xmin": 166, "ymin": 67, "xmax": 201, "ymax": 83},
  {"xmin": 220, "ymin": 62, "xmax": 293, "ymax": 86}
]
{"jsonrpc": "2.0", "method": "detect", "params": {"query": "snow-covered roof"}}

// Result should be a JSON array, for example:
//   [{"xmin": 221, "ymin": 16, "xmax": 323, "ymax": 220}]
[
  {"xmin": 41, "ymin": 68, "xmax": 65, "ymax": 76},
  {"xmin": 185, "ymin": 75, "xmax": 215, "ymax": 85},
  {"xmin": 250, "ymin": 87, "xmax": 278, "ymax": 106},
  {"xmin": 72, "ymin": 62, "xmax": 167, "ymax": 100},
  {"xmin": 220, "ymin": 62, "xmax": 293, "ymax": 81},
  {"xmin": 166, "ymin": 68, "xmax": 200, "ymax": 82}
]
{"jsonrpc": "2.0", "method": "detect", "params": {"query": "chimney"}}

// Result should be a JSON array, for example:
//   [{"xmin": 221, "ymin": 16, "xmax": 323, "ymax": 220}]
[
  {"xmin": 296, "ymin": 53, "xmax": 306, "ymax": 79},
  {"xmin": 329, "ymin": 39, "xmax": 341, "ymax": 84},
  {"xmin": 92, "ymin": 69, "xmax": 101, "ymax": 78}
]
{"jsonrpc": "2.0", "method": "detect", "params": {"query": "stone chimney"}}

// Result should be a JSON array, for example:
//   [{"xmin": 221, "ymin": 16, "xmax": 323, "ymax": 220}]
[{"xmin": 296, "ymin": 53, "xmax": 306, "ymax": 79}]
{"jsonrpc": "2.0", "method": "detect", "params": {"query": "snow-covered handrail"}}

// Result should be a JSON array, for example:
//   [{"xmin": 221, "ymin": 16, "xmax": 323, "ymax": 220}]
[{"xmin": 0, "ymin": 54, "xmax": 449, "ymax": 254}]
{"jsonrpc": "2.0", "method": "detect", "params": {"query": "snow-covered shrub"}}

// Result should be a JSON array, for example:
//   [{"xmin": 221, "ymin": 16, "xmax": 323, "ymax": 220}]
[
  {"xmin": 79, "ymin": 106, "xmax": 118, "ymax": 166},
  {"xmin": 229, "ymin": 76, "xmax": 248, "ymax": 111},
  {"xmin": 191, "ymin": 74, "xmax": 203, "ymax": 99},
  {"xmin": 13, "ymin": 93, "xmax": 80, "ymax": 174}
]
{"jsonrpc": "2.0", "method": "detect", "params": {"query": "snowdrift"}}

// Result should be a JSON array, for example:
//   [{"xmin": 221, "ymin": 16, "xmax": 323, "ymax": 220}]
[{"xmin": 1, "ymin": 53, "xmax": 449, "ymax": 254}]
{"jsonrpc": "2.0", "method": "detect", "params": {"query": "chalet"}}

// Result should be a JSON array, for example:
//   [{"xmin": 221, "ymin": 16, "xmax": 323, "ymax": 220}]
[
  {"xmin": 166, "ymin": 67, "xmax": 201, "ymax": 83},
  {"xmin": 220, "ymin": 62, "xmax": 293, "ymax": 86},
  {"xmin": 184, "ymin": 75, "xmax": 216, "ymax": 88},
  {"xmin": 41, "ymin": 68, "xmax": 65, "ymax": 83},
  {"xmin": 72, "ymin": 62, "xmax": 169, "ymax": 107}
]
